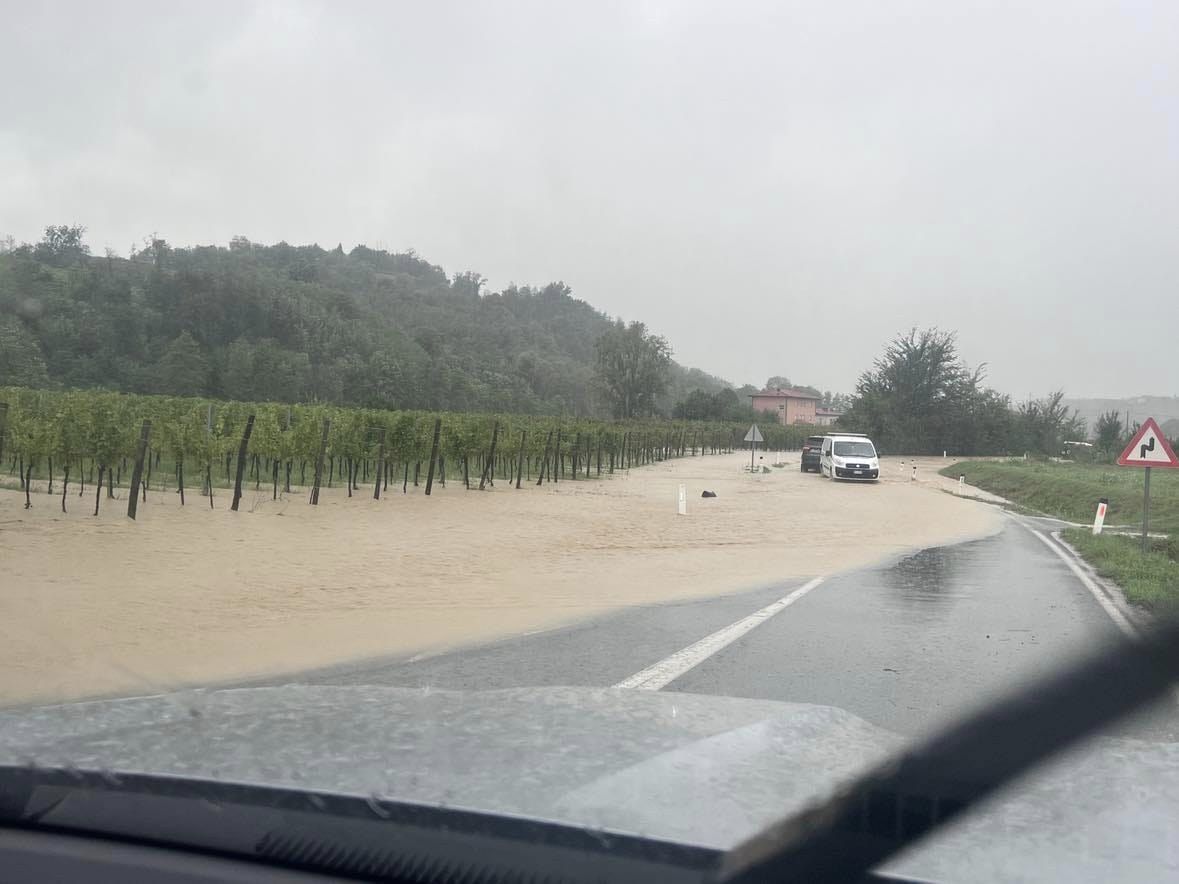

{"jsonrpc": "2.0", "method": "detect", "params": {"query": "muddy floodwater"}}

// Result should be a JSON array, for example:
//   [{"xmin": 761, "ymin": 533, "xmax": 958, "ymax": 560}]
[{"xmin": 0, "ymin": 453, "xmax": 999, "ymax": 705}]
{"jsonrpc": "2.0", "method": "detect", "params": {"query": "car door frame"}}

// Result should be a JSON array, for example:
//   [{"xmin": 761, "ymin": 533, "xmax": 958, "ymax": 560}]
[{"xmin": 820, "ymin": 437, "xmax": 833, "ymax": 477}]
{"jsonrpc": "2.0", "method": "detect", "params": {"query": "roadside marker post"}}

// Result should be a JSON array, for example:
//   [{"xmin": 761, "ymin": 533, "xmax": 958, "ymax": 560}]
[
  {"xmin": 1092, "ymin": 498, "xmax": 1108, "ymax": 535},
  {"xmin": 958, "ymin": 474, "xmax": 965, "ymax": 495},
  {"xmin": 1116, "ymin": 418, "xmax": 1179, "ymax": 553},
  {"xmin": 678, "ymin": 483, "xmax": 687, "ymax": 516}
]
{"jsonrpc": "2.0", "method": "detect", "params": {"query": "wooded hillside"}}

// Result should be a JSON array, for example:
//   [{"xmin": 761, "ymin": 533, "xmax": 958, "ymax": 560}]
[{"xmin": 0, "ymin": 229, "xmax": 730, "ymax": 416}]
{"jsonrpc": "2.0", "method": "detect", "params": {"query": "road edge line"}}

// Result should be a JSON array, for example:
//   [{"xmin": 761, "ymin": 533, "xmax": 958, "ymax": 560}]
[
  {"xmin": 613, "ymin": 576, "xmax": 826, "ymax": 691},
  {"xmin": 1023, "ymin": 525, "xmax": 1141, "ymax": 640}
]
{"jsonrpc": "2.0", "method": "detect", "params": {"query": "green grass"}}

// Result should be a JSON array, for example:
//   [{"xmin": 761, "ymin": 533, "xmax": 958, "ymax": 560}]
[
  {"xmin": 939, "ymin": 460, "xmax": 1179, "ymax": 537},
  {"xmin": 1063, "ymin": 528, "xmax": 1179, "ymax": 614}
]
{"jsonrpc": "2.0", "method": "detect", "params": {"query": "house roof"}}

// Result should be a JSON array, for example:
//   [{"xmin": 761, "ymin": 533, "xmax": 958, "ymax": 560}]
[{"xmin": 750, "ymin": 387, "xmax": 822, "ymax": 401}]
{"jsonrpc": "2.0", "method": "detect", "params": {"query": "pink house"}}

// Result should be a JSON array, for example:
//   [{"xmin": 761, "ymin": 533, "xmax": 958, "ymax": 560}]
[
  {"xmin": 814, "ymin": 407, "xmax": 843, "ymax": 426},
  {"xmin": 749, "ymin": 387, "xmax": 821, "ymax": 426}
]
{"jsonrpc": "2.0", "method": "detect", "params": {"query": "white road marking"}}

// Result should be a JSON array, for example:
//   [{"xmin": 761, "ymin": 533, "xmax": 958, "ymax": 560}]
[
  {"xmin": 613, "ymin": 576, "xmax": 826, "ymax": 690},
  {"xmin": 1024, "ymin": 526, "xmax": 1140, "ymax": 640},
  {"xmin": 1024, "ymin": 523, "xmax": 1179, "ymax": 706}
]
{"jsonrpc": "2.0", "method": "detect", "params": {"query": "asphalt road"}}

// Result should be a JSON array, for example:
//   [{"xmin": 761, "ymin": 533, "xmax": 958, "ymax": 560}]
[{"xmin": 266, "ymin": 516, "xmax": 1179, "ymax": 742}]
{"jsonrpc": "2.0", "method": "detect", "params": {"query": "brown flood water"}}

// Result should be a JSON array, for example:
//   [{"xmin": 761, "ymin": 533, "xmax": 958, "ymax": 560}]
[{"xmin": 0, "ymin": 452, "xmax": 999, "ymax": 706}]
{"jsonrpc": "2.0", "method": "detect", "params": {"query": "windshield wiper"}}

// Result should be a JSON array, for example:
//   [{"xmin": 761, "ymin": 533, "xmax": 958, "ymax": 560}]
[{"xmin": 717, "ymin": 616, "xmax": 1179, "ymax": 883}]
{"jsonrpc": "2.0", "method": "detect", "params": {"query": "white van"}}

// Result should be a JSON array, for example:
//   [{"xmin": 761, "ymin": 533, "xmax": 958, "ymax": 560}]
[{"xmin": 820, "ymin": 433, "xmax": 880, "ymax": 481}]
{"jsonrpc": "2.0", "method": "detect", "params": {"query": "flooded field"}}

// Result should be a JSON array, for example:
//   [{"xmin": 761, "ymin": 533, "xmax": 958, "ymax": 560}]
[{"xmin": 0, "ymin": 452, "xmax": 999, "ymax": 705}]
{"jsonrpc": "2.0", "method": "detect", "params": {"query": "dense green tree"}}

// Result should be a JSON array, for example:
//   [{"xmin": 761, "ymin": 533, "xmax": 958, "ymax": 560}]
[
  {"xmin": 221, "ymin": 338, "xmax": 311, "ymax": 403},
  {"xmin": 1094, "ymin": 410, "xmax": 1124, "ymax": 456},
  {"xmin": 1013, "ymin": 391, "xmax": 1087, "ymax": 455},
  {"xmin": 33, "ymin": 225, "xmax": 89, "ymax": 267},
  {"xmin": 839, "ymin": 328, "xmax": 970, "ymax": 452},
  {"xmin": 0, "ymin": 318, "xmax": 51, "ymax": 387},
  {"xmin": 839, "ymin": 328, "xmax": 1085, "ymax": 455},
  {"xmin": 672, "ymin": 387, "xmax": 770, "ymax": 423},
  {"xmin": 155, "ymin": 332, "xmax": 208, "ymax": 396},
  {"xmin": 594, "ymin": 320, "xmax": 672, "ymax": 419}
]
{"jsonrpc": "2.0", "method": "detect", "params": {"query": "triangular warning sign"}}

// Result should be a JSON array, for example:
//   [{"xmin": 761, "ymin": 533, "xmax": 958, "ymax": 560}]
[
  {"xmin": 1117, "ymin": 417, "xmax": 1179, "ymax": 468},
  {"xmin": 743, "ymin": 424, "xmax": 764, "ymax": 443}
]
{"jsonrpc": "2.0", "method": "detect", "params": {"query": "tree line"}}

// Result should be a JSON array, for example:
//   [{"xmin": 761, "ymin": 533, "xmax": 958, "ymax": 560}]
[
  {"xmin": 0, "ymin": 226, "xmax": 733, "ymax": 419},
  {"xmin": 835, "ymin": 328, "xmax": 1091, "ymax": 456}
]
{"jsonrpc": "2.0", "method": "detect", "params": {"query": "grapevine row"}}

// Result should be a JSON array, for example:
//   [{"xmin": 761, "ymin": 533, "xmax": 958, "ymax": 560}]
[{"xmin": 0, "ymin": 387, "xmax": 820, "ymax": 515}]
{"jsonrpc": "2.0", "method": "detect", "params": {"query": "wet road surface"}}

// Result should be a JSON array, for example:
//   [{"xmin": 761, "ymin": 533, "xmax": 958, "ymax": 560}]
[{"xmin": 266, "ymin": 517, "xmax": 1179, "ymax": 741}]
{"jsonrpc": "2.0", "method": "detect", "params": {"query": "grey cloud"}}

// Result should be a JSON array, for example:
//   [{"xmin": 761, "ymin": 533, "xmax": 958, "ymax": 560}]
[{"xmin": 2, "ymin": 0, "xmax": 1176, "ymax": 395}]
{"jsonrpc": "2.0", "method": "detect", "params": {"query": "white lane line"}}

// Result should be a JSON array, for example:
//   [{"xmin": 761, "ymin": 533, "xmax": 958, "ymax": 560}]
[
  {"xmin": 613, "ymin": 577, "xmax": 826, "ymax": 691},
  {"xmin": 1024, "ymin": 526, "xmax": 1140, "ymax": 640}
]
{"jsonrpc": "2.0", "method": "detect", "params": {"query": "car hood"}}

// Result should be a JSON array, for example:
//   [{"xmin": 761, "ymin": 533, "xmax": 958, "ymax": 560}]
[{"xmin": 2, "ymin": 684, "xmax": 1178, "ymax": 881}]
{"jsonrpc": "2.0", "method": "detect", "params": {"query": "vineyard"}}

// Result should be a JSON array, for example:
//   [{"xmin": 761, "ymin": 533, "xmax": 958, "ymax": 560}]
[{"xmin": 0, "ymin": 387, "xmax": 819, "ymax": 516}]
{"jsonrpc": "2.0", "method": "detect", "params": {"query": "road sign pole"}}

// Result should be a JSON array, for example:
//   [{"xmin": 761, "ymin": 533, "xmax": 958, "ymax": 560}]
[
  {"xmin": 1142, "ymin": 467, "xmax": 1151, "ymax": 553},
  {"xmin": 751, "ymin": 440, "xmax": 755, "ymax": 472},
  {"xmin": 1114, "ymin": 417, "xmax": 1177, "ymax": 553}
]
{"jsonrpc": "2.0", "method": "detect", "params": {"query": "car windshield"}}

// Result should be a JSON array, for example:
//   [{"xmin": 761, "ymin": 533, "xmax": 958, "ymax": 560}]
[
  {"xmin": 3, "ymin": 4, "xmax": 1179, "ymax": 882},
  {"xmin": 833, "ymin": 440, "xmax": 876, "ymax": 458}
]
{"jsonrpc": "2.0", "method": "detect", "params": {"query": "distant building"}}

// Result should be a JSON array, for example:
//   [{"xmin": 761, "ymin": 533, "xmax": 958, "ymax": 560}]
[
  {"xmin": 749, "ymin": 387, "xmax": 821, "ymax": 426},
  {"xmin": 814, "ymin": 407, "xmax": 843, "ymax": 427}
]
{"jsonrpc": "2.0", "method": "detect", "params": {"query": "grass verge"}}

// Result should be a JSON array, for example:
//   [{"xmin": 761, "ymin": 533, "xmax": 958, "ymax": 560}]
[
  {"xmin": 1062, "ymin": 528, "xmax": 1179, "ymax": 615},
  {"xmin": 938, "ymin": 460, "xmax": 1179, "ymax": 536}
]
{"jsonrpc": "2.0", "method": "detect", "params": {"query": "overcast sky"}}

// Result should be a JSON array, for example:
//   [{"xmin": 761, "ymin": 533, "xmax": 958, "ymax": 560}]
[{"xmin": 3, "ymin": 1, "xmax": 1177, "ymax": 397}]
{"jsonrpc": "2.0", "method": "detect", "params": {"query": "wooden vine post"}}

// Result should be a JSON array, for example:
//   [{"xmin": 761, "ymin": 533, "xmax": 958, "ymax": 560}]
[
  {"xmin": 373, "ymin": 427, "xmax": 386, "ymax": 500},
  {"xmin": 554, "ymin": 428, "xmax": 562, "ymax": 483},
  {"xmin": 230, "ymin": 414, "xmax": 255, "ymax": 512},
  {"xmin": 515, "ymin": 429, "xmax": 526, "ymax": 489},
  {"xmin": 310, "ymin": 418, "xmax": 331, "ymax": 505},
  {"xmin": 536, "ymin": 429, "xmax": 554, "ymax": 486},
  {"xmin": 126, "ymin": 419, "xmax": 152, "ymax": 520},
  {"xmin": 424, "ymin": 417, "xmax": 442, "ymax": 495},
  {"xmin": 479, "ymin": 421, "xmax": 500, "ymax": 490}
]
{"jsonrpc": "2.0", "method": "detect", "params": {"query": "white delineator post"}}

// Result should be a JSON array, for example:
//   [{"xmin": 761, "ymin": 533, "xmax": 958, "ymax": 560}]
[
  {"xmin": 911, "ymin": 465, "xmax": 917, "ymax": 482},
  {"xmin": 678, "ymin": 483, "xmax": 687, "ymax": 516},
  {"xmin": 1092, "ymin": 497, "xmax": 1108, "ymax": 535},
  {"xmin": 958, "ymin": 474, "xmax": 965, "ymax": 495}
]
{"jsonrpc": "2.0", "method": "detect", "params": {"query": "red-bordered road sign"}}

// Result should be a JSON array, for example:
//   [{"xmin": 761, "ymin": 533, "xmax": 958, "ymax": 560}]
[{"xmin": 1117, "ymin": 417, "xmax": 1179, "ymax": 468}]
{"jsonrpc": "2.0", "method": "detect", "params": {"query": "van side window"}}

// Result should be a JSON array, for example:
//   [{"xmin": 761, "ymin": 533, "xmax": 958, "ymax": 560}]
[{"xmin": 821, "ymin": 439, "xmax": 831, "ymax": 455}]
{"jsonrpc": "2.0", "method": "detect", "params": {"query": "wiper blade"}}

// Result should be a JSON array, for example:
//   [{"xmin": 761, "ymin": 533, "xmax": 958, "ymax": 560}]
[{"xmin": 717, "ymin": 616, "xmax": 1179, "ymax": 883}]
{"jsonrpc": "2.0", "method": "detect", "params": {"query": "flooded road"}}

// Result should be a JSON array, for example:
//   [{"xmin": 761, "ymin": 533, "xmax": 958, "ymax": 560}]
[{"xmin": 273, "ymin": 514, "xmax": 1179, "ymax": 742}]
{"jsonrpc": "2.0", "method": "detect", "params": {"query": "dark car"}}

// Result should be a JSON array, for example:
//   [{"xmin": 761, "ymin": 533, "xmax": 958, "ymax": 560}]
[{"xmin": 801, "ymin": 435, "xmax": 826, "ymax": 472}]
